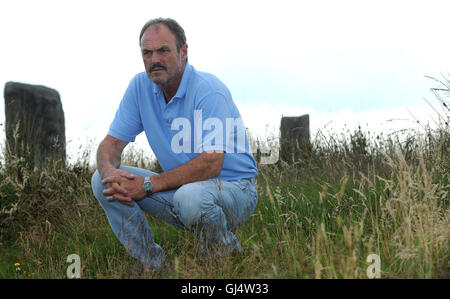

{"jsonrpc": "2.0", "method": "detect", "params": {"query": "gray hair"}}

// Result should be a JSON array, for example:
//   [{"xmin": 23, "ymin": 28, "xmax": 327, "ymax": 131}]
[{"xmin": 139, "ymin": 18, "xmax": 186, "ymax": 52}]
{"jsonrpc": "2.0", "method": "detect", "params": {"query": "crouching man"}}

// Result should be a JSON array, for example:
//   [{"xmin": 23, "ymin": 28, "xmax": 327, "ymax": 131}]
[{"xmin": 91, "ymin": 18, "xmax": 257, "ymax": 271}]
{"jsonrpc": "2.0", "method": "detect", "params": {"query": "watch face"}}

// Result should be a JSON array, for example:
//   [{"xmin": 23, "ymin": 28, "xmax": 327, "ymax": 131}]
[{"xmin": 143, "ymin": 178, "xmax": 152, "ymax": 193}]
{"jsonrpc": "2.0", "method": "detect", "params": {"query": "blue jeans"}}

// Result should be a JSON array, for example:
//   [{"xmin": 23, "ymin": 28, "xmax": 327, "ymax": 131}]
[{"xmin": 91, "ymin": 165, "xmax": 258, "ymax": 270}]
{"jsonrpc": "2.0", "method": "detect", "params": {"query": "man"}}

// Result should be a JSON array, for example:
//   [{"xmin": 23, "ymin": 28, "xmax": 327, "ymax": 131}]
[{"xmin": 91, "ymin": 18, "xmax": 258, "ymax": 272}]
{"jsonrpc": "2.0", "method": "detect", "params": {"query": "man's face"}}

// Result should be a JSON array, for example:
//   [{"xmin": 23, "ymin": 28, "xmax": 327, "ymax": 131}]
[{"xmin": 140, "ymin": 24, "xmax": 187, "ymax": 85}]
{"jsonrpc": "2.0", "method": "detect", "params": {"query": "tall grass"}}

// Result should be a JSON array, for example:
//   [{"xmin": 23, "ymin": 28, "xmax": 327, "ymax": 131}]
[{"xmin": 0, "ymin": 80, "xmax": 448, "ymax": 278}]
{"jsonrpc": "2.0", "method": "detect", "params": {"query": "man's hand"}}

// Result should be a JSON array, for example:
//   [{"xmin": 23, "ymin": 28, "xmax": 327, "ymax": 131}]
[
  {"xmin": 142, "ymin": 151, "xmax": 223, "ymax": 193},
  {"xmin": 98, "ymin": 141, "xmax": 223, "ymax": 206},
  {"xmin": 102, "ymin": 169, "xmax": 145, "ymax": 206}
]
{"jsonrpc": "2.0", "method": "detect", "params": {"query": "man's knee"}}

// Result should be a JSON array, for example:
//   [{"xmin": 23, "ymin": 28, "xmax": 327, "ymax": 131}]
[
  {"xmin": 91, "ymin": 170, "xmax": 106, "ymax": 201},
  {"xmin": 172, "ymin": 183, "xmax": 215, "ymax": 228}
]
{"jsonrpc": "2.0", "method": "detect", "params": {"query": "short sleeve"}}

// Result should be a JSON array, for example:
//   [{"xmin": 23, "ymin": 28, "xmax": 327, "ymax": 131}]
[
  {"xmin": 195, "ymin": 91, "xmax": 247, "ymax": 154},
  {"xmin": 108, "ymin": 76, "xmax": 144, "ymax": 142}
]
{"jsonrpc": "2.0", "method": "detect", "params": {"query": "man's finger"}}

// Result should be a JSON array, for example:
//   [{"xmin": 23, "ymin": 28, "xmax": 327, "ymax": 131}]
[
  {"xmin": 119, "ymin": 172, "xmax": 136, "ymax": 180},
  {"xmin": 106, "ymin": 192, "xmax": 132, "ymax": 201},
  {"xmin": 102, "ymin": 175, "xmax": 133, "ymax": 184},
  {"xmin": 107, "ymin": 170, "xmax": 136, "ymax": 181},
  {"xmin": 102, "ymin": 176, "xmax": 122, "ymax": 184},
  {"xmin": 107, "ymin": 194, "xmax": 134, "ymax": 206},
  {"xmin": 103, "ymin": 187, "xmax": 115, "ymax": 196},
  {"xmin": 112, "ymin": 182, "xmax": 128, "ymax": 194},
  {"xmin": 103, "ymin": 185, "xmax": 126, "ymax": 196},
  {"xmin": 103, "ymin": 183, "xmax": 128, "ymax": 195}
]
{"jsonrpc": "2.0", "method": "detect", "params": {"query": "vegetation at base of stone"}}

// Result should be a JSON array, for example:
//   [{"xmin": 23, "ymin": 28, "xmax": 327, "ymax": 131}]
[{"xmin": 0, "ymin": 76, "xmax": 448, "ymax": 279}]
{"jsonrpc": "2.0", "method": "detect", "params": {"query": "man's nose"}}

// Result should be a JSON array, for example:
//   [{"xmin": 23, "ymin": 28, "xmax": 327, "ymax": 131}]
[{"xmin": 151, "ymin": 52, "xmax": 162, "ymax": 64}]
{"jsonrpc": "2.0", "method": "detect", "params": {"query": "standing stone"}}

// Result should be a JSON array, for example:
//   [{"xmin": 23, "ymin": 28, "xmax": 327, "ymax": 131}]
[
  {"xmin": 4, "ymin": 82, "xmax": 66, "ymax": 167},
  {"xmin": 280, "ymin": 114, "xmax": 311, "ymax": 162}
]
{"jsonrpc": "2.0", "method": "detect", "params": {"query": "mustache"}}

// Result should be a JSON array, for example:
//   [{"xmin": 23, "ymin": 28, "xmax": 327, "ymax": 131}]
[{"xmin": 149, "ymin": 63, "xmax": 167, "ymax": 72}]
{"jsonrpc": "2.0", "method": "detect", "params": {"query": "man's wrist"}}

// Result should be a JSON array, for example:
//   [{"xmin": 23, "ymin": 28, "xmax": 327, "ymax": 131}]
[
  {"xmin": 148, "ymin": 175, "xmax": 162, "ymax": 194},
  {"xmin": 100, "ymin": 165, "xmax": 117, "ymax": 180}
]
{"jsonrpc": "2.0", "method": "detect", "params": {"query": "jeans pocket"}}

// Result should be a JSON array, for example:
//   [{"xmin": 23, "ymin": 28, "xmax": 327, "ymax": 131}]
[{"xmin": 231, "ymin": 178, "xmax": 253, "ymax": 191}]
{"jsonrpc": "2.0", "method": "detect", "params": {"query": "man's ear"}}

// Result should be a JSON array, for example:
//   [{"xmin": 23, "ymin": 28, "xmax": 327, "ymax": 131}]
[{"xmin": 181, "ymin": 43, "xmax": 188, "ymax": 61}]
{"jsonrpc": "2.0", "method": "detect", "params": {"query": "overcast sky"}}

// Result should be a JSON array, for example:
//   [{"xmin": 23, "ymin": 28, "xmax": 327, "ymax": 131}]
[{"xmin": 1, "ymin": 0, "xmax": 449, "ymax": 160}]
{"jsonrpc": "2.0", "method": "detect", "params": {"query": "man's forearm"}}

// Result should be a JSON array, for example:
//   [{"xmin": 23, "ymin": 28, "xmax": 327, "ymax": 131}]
[
  {"xmin": 96, "ymin": 136, "xmax": 126, "ymax": 179},
  {"xmin": 151, "ymin": 151, "xmax": 223, "ymax": 193}
]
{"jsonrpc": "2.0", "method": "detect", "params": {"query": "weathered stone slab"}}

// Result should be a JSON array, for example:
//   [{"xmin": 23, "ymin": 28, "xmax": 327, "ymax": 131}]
[
  {"xmin": 280, "ymin": 114, "xmax": 311, "ymax": 162},
  {"xmin": 4, "ymin": 81, "xmax": 66, "ymax": 167}
]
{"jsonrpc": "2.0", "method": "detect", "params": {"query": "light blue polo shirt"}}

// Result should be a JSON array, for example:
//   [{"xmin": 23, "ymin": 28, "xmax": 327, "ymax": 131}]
[{"xmin": 108, "ymin": 62, "xmax": 257, "ymax": 181}]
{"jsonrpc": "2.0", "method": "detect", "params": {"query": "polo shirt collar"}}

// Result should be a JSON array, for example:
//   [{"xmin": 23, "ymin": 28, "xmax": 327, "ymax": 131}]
[
  {"xmin": 173, "ymin": 61, "xmax": 192, "ymax": 100},
  {"xmin": 152, "ymin": 61, "xmax": 193, "ymax": 101}
]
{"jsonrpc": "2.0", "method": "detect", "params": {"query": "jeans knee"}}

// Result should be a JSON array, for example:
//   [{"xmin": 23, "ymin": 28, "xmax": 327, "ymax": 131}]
[
  {"xmin": 91, "ymin": 170, "xmax": 106, "ymax": 201},
  {"xmin": 173, "ymin": 184, "xmax": 211, "ymax": 228}
]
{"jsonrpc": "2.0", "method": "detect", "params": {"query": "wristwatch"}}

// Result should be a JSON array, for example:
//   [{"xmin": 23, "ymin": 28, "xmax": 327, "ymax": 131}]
[{"xmin": 143, "ymin": 176, "xmax": 153, "ymax": 196}]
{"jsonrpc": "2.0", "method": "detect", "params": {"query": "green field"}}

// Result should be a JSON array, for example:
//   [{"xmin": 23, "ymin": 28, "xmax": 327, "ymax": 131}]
[{"xmin": 1, "ymin": 79, "xmax": 449, "ymax": 278}]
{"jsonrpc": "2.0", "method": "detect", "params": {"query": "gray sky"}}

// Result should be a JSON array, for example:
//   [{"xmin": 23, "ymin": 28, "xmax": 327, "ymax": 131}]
[{"xmin": 1, "ymin": 0, "xmax": 449, "ymax": 160}]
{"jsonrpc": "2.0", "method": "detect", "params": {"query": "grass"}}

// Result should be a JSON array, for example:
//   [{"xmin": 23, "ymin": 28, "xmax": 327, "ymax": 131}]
[{"xmin": 0, "ymin": 79, "xmax": 449, "ymax": 279}]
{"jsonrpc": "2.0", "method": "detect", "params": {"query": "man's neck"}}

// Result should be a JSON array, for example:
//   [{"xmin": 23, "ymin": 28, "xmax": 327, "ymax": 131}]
[{"xmin": 160, "ymin": 64, "xmax": 186, "ymax": 104}]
